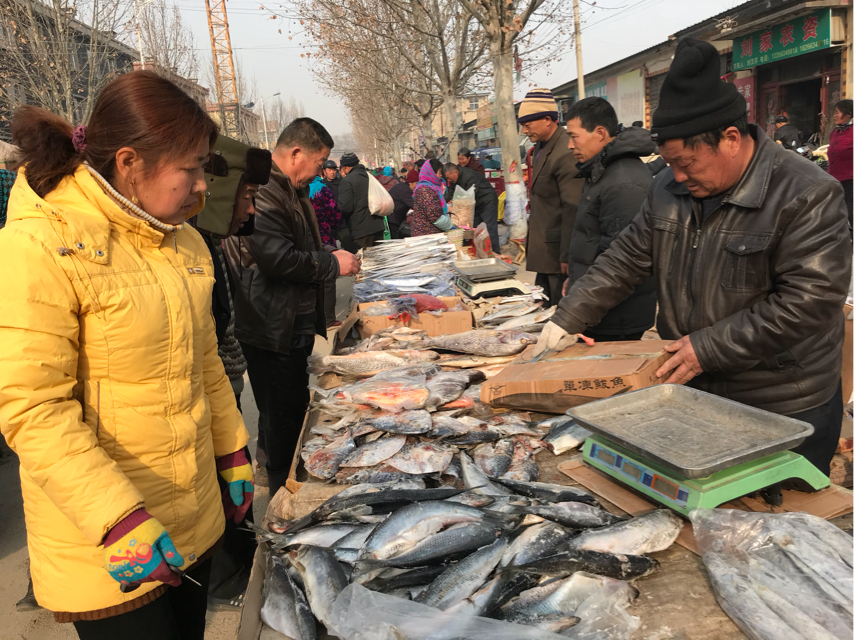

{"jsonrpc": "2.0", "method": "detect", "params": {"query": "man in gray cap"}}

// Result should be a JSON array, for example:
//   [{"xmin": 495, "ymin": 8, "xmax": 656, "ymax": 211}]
[
  {"xmin": 322, "ymin": 159, "xmax": 341, "ymax": 201},
  {"xmin": 533, "ymin": 37, "xmax": 851, "ymax": 481}
]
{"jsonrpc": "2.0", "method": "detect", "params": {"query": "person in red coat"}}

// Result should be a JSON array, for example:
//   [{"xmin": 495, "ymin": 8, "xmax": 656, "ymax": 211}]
[{"xmin": 828, "ymin": 99, "xmax": 852, "ymax": 235}]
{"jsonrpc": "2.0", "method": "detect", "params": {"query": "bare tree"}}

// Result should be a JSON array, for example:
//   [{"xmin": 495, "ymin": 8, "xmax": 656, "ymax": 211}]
[
  {"xmin": 137, "ymin": 1, "xmax": 199, "ymax": 80},
  {"xmin": 457, "ymin": 0, "xmax": 572, "ymax": 184},
  {"xmin": 267, "ymin": 95, "xmax": 305, "ymax": 130},
  {"xmin": 0, "ymin": 0, "xmax": 133, "ymax": 127},
  {"xmin": 298, "ymin": 0, "xmax": 488, "ymax": 159}
]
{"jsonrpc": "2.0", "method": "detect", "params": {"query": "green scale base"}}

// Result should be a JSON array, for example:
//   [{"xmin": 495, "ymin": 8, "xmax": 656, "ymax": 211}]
[{"xmin": 582, "ymin": 435, "xmax": 830, "ymax": 517}]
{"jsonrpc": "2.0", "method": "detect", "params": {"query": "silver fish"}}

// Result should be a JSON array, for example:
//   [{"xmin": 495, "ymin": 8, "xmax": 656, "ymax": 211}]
[
  {"xmin": 703, "ymin": 551, "xmax": 807, "ymax": 640},
  {"xmin": 301, "ymin": 436, "xmax": 331, "ymax": 462},
  {"xmin": 499, "ymin": 438, "xmax": 539, "ymax": 482},
  {"xmin": 504, "ymin": 501, "xmax": 624, "ymax": 529},
  {"xmin": 414, "ymin": 330, "xmax": 538, "ymax": 357},
  {"xmin": 473, "ymin": 439, "xmax": 515, "ymax": 478},
  {"xmin": 306, "ymin": 350, "xmax": 439, "ymax": 376},
  {"xmin": 425, "ymin": 370, "xmax": 485, "ymax": 411},
  {"xmin": 360, "ymin": 500, "xmax": 496, "ymax": 561},
  {"xmin": 492, "ymin": 478, "xmax": 599, "ymax": 506},
  {"xmin": 335, "ymin": 464, "xmax": 424, "ymax": 485},
  {"xmin": 304, "ymin": 430, "xmax": 357, "ymax": 480},
  {"xmin": 500, "ymin": 521, "xmax": 576, "ymax": 568},
  {"xmin": 542, "ymin": 420, "xmax": 592, "ymax": 455},
  {"xmin": 333, "ymin": 479, "xmax": 427, "ymax": 500},
  {"xmin": 362, "ymin": 410, "xmax": 433, "ymax": 435},
  {"xmin": 332, "ymin": 524, "xmax": 378, "ymax": 550},
  {"xmin": 415, "ymin": 536, "xmax": 509, "ymax": 610},
  {"xmin": 340, "ymin": 434, "xmax": 407, "ymax": 468},
  {"xmin": 495, "ymin": 306, "xmax": 556, "ymax": 330},
  {"xmin": 268, "ymin": 523, "xmax": 360, "ymax": 549},
  {"xmin": 260, "ymin": 555, "xmax": 317, "ymax": 640},
  {"xmin": 459, "ymin": 451, "xmax": 515, "ymax": 496},
  {"xmin": 480, "ymin": 302, "xmax": 540, "ymax": 324},
  {"xmin": 289, "ymin": 546, "xmax": 349, "ymax": 630},
  {"xmin": 385, "ymin": 440, "xmax": 453, "ymax": 474},
  {"xmin": 569, "ymin": 509, "xmax": 684, "ymax": 555}
]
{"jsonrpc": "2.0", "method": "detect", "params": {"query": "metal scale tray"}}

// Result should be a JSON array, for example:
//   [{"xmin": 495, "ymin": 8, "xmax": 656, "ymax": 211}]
[
  {"xmin": 569, "ymin": 385, "xmax": 814, "ymax": 479},
  {"xmin": 452, "ymin": 258, "xmax": 517, "ymax": 283}
]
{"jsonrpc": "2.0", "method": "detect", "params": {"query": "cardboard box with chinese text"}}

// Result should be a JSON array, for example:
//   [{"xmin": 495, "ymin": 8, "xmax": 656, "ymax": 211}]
[
  {"xmin": 480, "ymin": 340, "xmax": 672, "ymax": 413},
  {"xmin": 346, "ymin": 296, "xmax": 474, "ymax": 339}
]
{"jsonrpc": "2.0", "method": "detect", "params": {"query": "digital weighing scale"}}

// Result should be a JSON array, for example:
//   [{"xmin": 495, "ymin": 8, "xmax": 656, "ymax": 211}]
[
  {"xmin": 452, "ymin": 258, "xmax": 532, "ymax": 299},
  {"xmin": 568, "ymin": 385, "xmax": 830, "ymax": 517}
]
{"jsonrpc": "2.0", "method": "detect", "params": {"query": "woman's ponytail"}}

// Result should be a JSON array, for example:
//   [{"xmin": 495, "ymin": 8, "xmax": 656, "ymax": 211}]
[{"xmin": 11, "ymin": 106, "xmax": 82, "ymax": 198}]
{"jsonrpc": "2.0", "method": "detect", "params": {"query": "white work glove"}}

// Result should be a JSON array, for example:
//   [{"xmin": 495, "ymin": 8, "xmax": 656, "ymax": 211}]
[{"xmin": 529, "ymin": 321, "xmax": 579, "ymax": 360}]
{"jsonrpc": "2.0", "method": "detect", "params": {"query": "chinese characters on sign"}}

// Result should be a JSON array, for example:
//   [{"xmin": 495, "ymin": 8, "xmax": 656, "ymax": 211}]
[
  {"xmin": 563, "ymin": 377, "xmax": 626, "ymax": 392},
  {"xmin": 732, "ymin": 10, "xmax": 831, "ymax": 71},
  {"xmin": 733, "ymin": 76, "xmax": 756, "ymax": 120}
]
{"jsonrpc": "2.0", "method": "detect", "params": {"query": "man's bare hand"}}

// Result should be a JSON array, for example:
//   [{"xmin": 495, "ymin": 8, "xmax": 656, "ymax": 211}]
[
  {"xmin": 656, "ymin": 335, "xmax": 703, "ymax": 384},
  {"xmin": 560, "ymin": 262, "xmax": 569, "ymax": 276},
  {"xmin": 334, "ymin": 250, "xmax": 361, "ymax": 277}
]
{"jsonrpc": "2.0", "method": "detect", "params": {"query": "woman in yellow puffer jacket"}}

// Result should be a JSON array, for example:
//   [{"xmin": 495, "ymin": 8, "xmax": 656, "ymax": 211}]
[{"xmin": 0, "ymin": 71, "xmax": 253, "ymax": 639}]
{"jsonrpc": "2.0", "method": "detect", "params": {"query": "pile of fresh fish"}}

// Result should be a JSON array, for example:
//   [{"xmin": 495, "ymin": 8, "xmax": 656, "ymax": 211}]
[
  {"xmin": 303, "ymin": 358, "xmax": 596, "ymax": 485},
  {"xmin": 354, "ymin": 235, "xmax": 458, "ymax": 302},
  {"xmin": 691, "ymin": 508, "xmax": 853, "ymax": 640},
  {"xmin": 256, "ymin": 481, "xmax": 685, "ymax": 638},
  {"xmin": 338, "ymin": 326, "xmax": 537, "ymax": 358}
]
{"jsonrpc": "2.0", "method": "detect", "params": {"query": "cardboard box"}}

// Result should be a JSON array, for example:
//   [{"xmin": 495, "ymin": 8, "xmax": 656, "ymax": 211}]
[
  {"xmin": 481, "ymin": 340, "xmax": 672, "ymax": 413},
  {"xmin": 842, "ymin": 304, "xmax": 852, "ymax": 404},
  {"xmin": 347, "ymin": 296, "xmax": 474, "ymax": 339}
]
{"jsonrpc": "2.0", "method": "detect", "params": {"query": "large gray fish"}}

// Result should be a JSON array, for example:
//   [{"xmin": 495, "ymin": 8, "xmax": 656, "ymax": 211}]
[
  {"xmin": 304, "ymin": 430, "xmax": 357, "ymax": 479},
  {"xmin": 494, "ymin": 306, "xmax": 556, "ymax": 330},
  {"xmin": 411, "ymin": 330, "xmax": 538, "ymax": 357},
  {"xmin": 363, "ymin": 564, "xmax": 448, "ymax": 593},
  {"xmin": 415, "ymin": 536, "xmax": 509, "ymax": 610},
  {"xmin": 429, "ymin": 414, "xmax": 487, "ymax": 438},
  {"xmin": 359, "ymin": 519, "xmax": 506, "ymax": 569},
  {"xmin": 497, "ymin": 571, "xmax": 638, "ymax": 623},
  {"xmin": 459, "ymin": 451, "xmax": 515, "ymax": 496},
  {"xmin": 362, "ymin": 410, "xmax": 433, "ymax": 435},
  {"xmin": 332, "ymin": 524, "xmax": 378, "ymax": 551},
  {"xmin": 340, "ymin": 434, "xmax": 407, "ymax": 468},
  {"xmin": 289, "ymin": 546, "xmax": 349, "ymax": 630},
  {"xmin": 500, "ymin": 549, "xmax": 660, "ymax": 581},
  {"xmin": 260, "ymin": 555, "xmax": 317, "ymax": 640},
  {"xmin": 479, "ymin": 302, "xmax": 542, "ymax": 324},
  {"xmin": 498, "ymin": 438, "xmax": 540, "ymax": 482},
  {"xmin": 503, "ymin": 501, "xmax": 624, "ymax": 529},
  {"xmin": 542, "ymin": 420, "xmax": 592, "ymax": 455},
  {"xmin": 425, "ymin": 370, "xmax": 486, "ymax": 410},
  {"xmin": 385, "ymin": 440, "xmax": 453, "ymax": 474},
  {"xmin": 360, "ymin": 500, "xmax": 498, "ymax": 561},
  {"xmin": 500, "ymin": 521, "xmax": 576, "ymax": 568},
  {"xmin": 371, "ymin": 361, "xmax": 442, "ymax": 381},
  {"xmin": 260, "ymin": 522, "xmax": 361, "ymax": 550},
  {"xmin": 333, "ymin": 479, "xmax": 427, "ymax": 499},
  {"xmin": 703, "ymin": 551, "xmax": 806, "ymax": 640},
  {"xmin": 307, "ymin": 350, "xmax": 439, "ymax": 376},
  {"xmin": 473, "ymin": 439, "xmax": 514, "ymax": 478},
  {"xmin": 440, "ymin": 454, "xmax": 463, "ymax": 488},
  {"xmin": 492, "ymin": 478, "xmax": 599, "ymax": 506},
  {"xmin": 335, "ymin": 464, "xmax": 424, "ymax": 485},
  {"xmin": 568, "ymin": 509, "xmax": 684, "ymax": 555}
]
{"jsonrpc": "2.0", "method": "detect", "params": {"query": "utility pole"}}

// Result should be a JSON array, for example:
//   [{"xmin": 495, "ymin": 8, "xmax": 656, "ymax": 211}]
[
  {"xmin": 573, "ymin": 0, "xmax": 585, "ymax": 99},
  {"xmin": 259, "ymin": 92, "xmax": 280, "ymax": 150}
]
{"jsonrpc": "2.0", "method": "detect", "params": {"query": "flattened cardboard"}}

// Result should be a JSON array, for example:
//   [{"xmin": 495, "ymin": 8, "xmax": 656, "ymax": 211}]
[
  {"xmin": 356, "ymin": 296, "xmax": 474, "ymax": 338},
  {"xmin": 559, "ymin": 459, "xmax": 854, "ymax": 556},
  {"xmin": 481, "ymin": 340, "xmax": 672, "ymax": 413}
]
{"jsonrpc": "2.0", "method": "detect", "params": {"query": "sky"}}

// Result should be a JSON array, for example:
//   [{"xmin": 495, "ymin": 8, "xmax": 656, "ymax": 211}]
[{"xmin": 173, "ymin": 0, "xmax": 746, "ymax": 138}]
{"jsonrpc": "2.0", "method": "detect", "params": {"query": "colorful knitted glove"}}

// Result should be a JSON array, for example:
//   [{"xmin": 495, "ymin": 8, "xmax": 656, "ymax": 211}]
[
  {"xmin": 103, "ymin": 509, "xmax": 183, "ymax": 587},
  {"xmin": 217, "ymin": 449, "xmax": 254, "ymax": 523}
]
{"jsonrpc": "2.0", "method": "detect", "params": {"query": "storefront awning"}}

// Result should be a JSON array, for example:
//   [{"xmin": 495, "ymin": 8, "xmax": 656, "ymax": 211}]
[{"xmin": 711, "ymin": 0, "xmax": 845, "ymax": 41}]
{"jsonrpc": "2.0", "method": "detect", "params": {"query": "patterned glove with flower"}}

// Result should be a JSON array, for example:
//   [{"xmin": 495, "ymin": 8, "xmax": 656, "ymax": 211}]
[
  {"xmin": 217, "ymin": 449, "xmax": 254, "ymax": 523},
  {"xmin": 103, "ymin": 509, "xmax": 183, "ymax": 588}
]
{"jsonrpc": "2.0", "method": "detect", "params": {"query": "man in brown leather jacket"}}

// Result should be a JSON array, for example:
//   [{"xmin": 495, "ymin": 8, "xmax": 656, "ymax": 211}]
[{"xmin": 533, "ymin": 38, "xmax": 851, "ymax": 478}]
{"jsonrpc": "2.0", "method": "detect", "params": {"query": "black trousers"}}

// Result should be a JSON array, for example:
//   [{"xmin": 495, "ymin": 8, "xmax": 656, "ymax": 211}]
[
  {"xmin": 324, "ymin": 277, "xmax": 338, "ymax": 325},
  {"xmin": 240, "ymin": 340, "xmax": 313, "ymax": 496},
  {"xmin": 535, "ymin": 272, "xmax": 567, "ymax": 308},
  {"xmin": 73, "ymin": 559, "xmax": 212, "ymax": 640},
  {"xmin": 583, "ymin": 329, "xmax": 646, "ymax": 343},
  {"xmin": 788, "ymin": 380, "xmax": 843, "ymax": 477},
  {"xmin": 474, "ymin": 199, "xmax": 500, "ymax": 252},
  {"xmin": 841, "ymin": 179, "xmax": 853, "ymax": 237}
]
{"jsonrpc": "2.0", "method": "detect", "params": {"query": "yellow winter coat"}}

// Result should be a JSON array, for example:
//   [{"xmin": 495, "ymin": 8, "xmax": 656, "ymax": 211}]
[{"xmin": 0, "ymin": 166, "xmax": 250, "ymax": 614}]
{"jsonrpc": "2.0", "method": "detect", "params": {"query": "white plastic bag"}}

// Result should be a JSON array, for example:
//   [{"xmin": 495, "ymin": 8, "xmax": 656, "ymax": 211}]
[
  {"xmin": 367, "ymin": 172, "xmax": 394, "ymax": 217},
  {"xmin": 473, "ymin": 222, "xmax": 494, "ymax": 258},
  {"xmin": 502, "ymin": 181, "xmax": 528, "ymax": 226},
  {"xmin": 690, "ymin": 508, "xmax": 853, "ymax": 640},
  {"xmin": 451, "ymin": 184, "xmax": 476, "ymax": 228}
]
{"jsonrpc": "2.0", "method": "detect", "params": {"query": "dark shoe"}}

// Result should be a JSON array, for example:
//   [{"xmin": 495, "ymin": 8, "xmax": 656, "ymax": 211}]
[
  {"xmin": 207, "ymin": 591, "xmax": 245, "ymax": 612},
  {"xmin": 16, "ymin": 580, "xmax": 41, "ymax": 612}
]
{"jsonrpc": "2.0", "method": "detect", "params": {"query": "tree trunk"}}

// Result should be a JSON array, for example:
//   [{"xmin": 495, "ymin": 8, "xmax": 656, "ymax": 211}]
[
  {"xmin": 392, "ymin": 138, "xmax": 403, "ymax": 170},
  {"xmin": 443, "ymin": 88, "xmax": 461, "ymax": 161},
  {"xmin": 421, "ymin": 112, "xmax": 435, "ymax": 153},
  {"xmin": 492, "ymin": 41, "xmax": 522, "ymax": 184}
]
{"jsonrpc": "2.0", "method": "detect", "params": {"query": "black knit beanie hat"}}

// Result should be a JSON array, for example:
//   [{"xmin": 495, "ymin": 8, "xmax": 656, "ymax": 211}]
[
  {"xmin": 340, "ymin": 152, "xmax": 359, "ymax": 167},
  {"xmin": 651, "ymin": 37, "xmax": 746, "ymax": 141}
]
